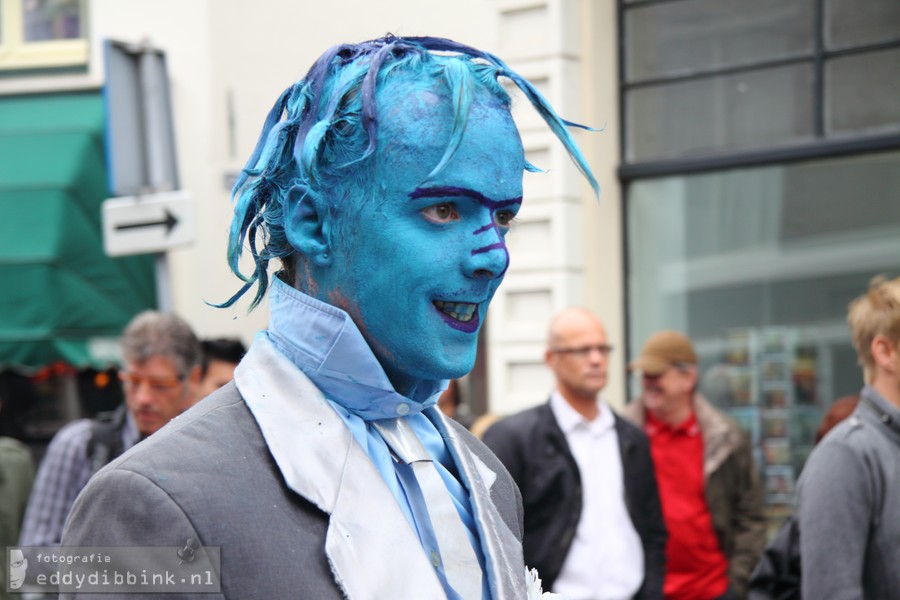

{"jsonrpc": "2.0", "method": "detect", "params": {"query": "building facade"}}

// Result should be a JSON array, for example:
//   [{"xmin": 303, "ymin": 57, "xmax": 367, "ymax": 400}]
[{"xmin": 2, "ymin": 3, "xmax": 899, "ymax": 525}]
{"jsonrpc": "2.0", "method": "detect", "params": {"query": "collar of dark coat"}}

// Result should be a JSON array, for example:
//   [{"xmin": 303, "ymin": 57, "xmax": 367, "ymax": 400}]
[
  {"xmin": 540, "ymin": 399, "xmax": 638, "ymax": 457},
  {"xmin": 620, "ymin": 393, "xmax": 741, "ymax": 478},
  {"xmin": 693, "ymin": 394, "xmax": 743, "ymax": 477}
]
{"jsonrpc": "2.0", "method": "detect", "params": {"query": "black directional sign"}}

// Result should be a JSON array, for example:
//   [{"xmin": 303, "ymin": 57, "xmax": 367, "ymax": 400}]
[{"xmin": 114, "ymin": 209, "xmax": 178, "ymax": 234}]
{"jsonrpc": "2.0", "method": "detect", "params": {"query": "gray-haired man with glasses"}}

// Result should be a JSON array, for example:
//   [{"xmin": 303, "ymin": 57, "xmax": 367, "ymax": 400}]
[
  {"xmin": 19, "ymin": 311, "xmax": 201, "ymax": 548},
  {"xmin": 484, "ymin": 307, "xmax": 667, "ymax": 599}
]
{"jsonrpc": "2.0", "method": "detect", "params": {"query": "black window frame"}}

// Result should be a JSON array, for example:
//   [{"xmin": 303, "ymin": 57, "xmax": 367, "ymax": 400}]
[{"xmin": 617, "ymin": 0, "xmax": 900, "ymax": 382}]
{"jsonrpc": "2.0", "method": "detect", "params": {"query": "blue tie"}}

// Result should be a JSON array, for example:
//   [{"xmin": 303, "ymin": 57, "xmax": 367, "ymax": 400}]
[{"xmin": 373, "ymin": 418, "xmax": 484, "ymax": 599}]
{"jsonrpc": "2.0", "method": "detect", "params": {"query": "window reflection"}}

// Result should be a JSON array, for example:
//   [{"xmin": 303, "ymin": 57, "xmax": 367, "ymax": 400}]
[
  {"xmin": 826, "ymin": 48, "xmax": 900, "ymax": 136},
  {"xmin": 627, "ymin": 150, "xmax": 900, "ymax": 532},
  {"xmin": 625, "ymin": 0, "xmax": 813, "ymax": 82},
  {"xmin": 23, "ymin": 0, "xmax": 81, "ymax": 42},
  {"xmin": 627, "ymin": 65, "xmax": 815, "ymax": 162},
  {"xmin": 825, "ymin": 0, "xmax": 900, "ymax": 49}
]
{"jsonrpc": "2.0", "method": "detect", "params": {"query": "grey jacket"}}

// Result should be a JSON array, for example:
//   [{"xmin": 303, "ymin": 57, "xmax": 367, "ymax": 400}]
[
  {"xmin": 796, "ymin": 385, "xmax": 900, "ymax": 600},
  {"xmin": 60, "ymin": 374, "xmax": 525, "ymax": 599}
]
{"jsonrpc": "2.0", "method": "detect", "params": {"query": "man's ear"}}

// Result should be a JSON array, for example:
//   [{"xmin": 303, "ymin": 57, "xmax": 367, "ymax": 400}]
[
  {"xmin": 871, "ymin": 335, "xmax": 897, "ymax": 372},
  {"xmin": 544, "ymin": 348, "xmax": 555, "ymax": 369},
  {"xmin": 684, "ymin": 365, "xmax": 699, "ymax": 391},
  {"xmin": 187, "ymin": 364, "xmax": 203, "ymax": 386},
  {"xmin": 283, "ymin": 184, "xmax": 333, "ymax": 267}
]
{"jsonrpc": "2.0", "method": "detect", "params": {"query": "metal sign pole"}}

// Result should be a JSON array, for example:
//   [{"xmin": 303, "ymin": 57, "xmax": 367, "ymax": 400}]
[
  {"xmin": 138, "ymin": 42, "xmax": 176, "ymax": 312},
  {"xmin": 155, "ymin": 254, "xmax": 172, "ymax": 313}
]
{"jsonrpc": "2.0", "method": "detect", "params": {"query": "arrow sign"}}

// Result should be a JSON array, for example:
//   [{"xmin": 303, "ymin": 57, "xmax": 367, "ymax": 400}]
[
  {"xmin": 102, "ymin": 190, "xmax": 195, "ymax": 257},
  {"xmin": 115, "ymin": 209, "xmax": 179, "ymax": 234}
]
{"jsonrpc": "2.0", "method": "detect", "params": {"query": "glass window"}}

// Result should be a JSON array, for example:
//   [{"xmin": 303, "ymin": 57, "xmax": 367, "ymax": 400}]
[
  {"xmin": 627, "ymin": 150, "xmax": 900, "ymax": 527},
  {"xmin": 0, "ymin": 0, "xmax": 86, "ymax": 70},
  {"xmin": 23, "ymin": 0, "xmax": 82, "ymax": 42},
  {"xmin": 825, "ymin": 0, "xmax": 900, "ymax": 49},
  {"xmin": 627, "ymin": 64, "xmax": 814, "ymax": 161},
  {"xmin": 826, "ymin": 48, "xmax": 900, "ymax": 136},
  {"xmin": 628, "ymin": 150, "xmax": 900, "ymax": 342},
  {"xmin": 625, "ymin": 0, "xmax": 813, "ymax": 82}
]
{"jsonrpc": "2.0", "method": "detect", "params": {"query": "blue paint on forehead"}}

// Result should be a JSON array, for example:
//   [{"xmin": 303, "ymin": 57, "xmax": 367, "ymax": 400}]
[{"xmin": 220, "ymin": 35, "xmax": 598, "ymax": 310}]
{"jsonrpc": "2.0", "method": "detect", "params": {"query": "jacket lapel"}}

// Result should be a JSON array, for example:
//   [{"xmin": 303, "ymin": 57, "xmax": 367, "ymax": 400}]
[
  {"xmin": 235, "ymin": 337, "xmax": 445, "ymax": 599},
  {"xmin": 325, "ymin": 438, "xmax": 445, "ymax": 599},
  {"xmin": 437, "ymin": 411, "xmax": 525, "ymax": 599},
  {"xmin": 614, "ymin": 415, "xmax": 635, "ymax": 461},
  {"xmin": 539, "ymin": 402, "xmax": 571, "ymax": 456}
]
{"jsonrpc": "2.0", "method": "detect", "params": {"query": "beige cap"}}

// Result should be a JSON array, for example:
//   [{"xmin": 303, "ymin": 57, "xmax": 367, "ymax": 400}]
[{"xmin": 628, "ymin": 330, "xmax": 697, "ymax": 375}]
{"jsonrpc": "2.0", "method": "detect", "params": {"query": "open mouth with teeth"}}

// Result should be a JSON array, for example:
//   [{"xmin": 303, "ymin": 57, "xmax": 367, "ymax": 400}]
[{"xmin": 433, "ymin": 300, "xmax": 480, "ymax": 333}]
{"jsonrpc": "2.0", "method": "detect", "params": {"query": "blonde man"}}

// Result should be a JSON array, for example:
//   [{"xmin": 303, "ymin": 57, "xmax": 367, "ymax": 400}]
[{"xmin": 796, "ymin": 275, "xmax": 900, "ymax": 599}]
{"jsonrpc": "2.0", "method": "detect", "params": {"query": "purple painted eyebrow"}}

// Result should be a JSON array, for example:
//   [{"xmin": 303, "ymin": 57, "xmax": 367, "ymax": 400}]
[{"xmin": 409, "ymin": 186, "xmax": 522, "ymax": 209}]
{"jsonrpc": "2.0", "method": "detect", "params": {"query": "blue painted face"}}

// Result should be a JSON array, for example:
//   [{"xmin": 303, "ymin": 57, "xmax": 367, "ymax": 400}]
[{"xmin": 323, "ymin": 82, "xmax": 524, "ymax": 395}]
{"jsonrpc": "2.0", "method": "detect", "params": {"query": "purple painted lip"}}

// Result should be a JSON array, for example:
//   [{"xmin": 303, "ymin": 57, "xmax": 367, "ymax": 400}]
[{"xmin": 433, "ymin": 301, "xmax": 481, "ymax": 333}]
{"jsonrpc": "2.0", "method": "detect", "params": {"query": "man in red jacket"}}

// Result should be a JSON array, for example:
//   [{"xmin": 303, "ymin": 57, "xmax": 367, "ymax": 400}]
[{"xmin": 622, "ymin": 330, "xmax": 765, "ymax": 600}]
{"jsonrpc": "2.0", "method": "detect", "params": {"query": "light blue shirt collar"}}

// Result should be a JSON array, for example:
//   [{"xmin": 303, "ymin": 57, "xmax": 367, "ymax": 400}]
[
  {"xmin": 266, "ymin": 277, "xmax": 445, "ymax": 420},
  {"xmin": 253, "ymin": 278, "xmax": 487, "ymax": 598}
]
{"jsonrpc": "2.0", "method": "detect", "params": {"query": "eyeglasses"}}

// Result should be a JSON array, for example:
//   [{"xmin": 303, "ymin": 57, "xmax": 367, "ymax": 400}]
[
  {"xmin": 118, "ymin": 371, "xmax": 185, "ymax": 393},
  {"xmin": 550, "ymin": 344, "xmax": 614, "ymax": 358}
]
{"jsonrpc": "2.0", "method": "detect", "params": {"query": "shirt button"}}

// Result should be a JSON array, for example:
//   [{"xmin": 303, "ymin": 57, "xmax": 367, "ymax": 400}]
[
  {"xmin": 396, "ymin": 403, "xmax": 410, "ymax": 416},
  {"xmin": 431, "ymin": 550, "xmax": 440, "ymax": 568}
]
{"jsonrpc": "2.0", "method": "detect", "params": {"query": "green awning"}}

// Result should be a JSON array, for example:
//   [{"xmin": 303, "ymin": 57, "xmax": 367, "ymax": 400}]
[{"xmin": 0, "ymin": 91, "xmax": 155, "ymax": 371}]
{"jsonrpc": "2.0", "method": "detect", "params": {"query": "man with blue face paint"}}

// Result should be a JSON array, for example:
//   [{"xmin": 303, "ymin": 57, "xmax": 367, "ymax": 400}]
[{"xmin": 61, "ymin": 36, "xmax": 597, "ymax": 599}]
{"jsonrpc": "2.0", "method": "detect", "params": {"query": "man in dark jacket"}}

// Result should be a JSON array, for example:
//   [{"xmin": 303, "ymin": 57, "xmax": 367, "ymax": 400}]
[{"xmin": 484, "ymin": 307, "xmax": 667, "ymax": 599}]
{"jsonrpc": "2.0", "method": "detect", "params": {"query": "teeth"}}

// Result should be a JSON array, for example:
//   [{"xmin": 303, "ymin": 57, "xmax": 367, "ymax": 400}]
[{"xmin": 434, "ymin": 301, "xmax": 477, "ymax": 322}]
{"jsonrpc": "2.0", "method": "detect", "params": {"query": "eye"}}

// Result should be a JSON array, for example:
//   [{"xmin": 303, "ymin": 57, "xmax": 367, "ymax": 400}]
[
  {"xmin": 493, "ymin": 209, "xmax": 517, "ymax": 228},
  {"xmin": 422, "ymin": 202, "xmax": 459, "ymax": 224}
]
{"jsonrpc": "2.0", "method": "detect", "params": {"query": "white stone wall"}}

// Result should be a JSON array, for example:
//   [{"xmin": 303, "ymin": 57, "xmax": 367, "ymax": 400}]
[{"xmin": 488, "ymin": 0, "xmax": 624, "ymax": 414}]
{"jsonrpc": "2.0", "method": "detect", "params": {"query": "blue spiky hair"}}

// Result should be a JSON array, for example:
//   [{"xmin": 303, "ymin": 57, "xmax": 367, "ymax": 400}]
[{"xmin": 223, "ymin": 35, "xmax": 599, "ymax": 309}]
